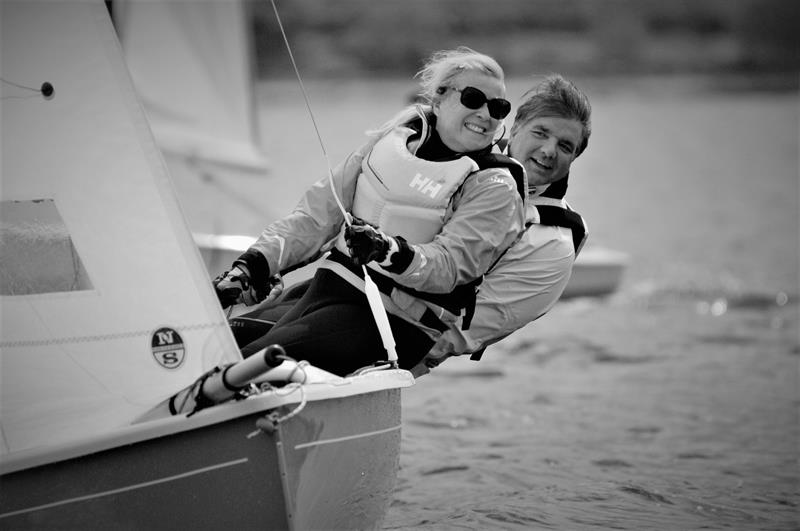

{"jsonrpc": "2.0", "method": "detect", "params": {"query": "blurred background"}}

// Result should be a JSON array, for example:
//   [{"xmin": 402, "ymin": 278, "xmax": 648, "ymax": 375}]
[
  {"xmin": 251, "ymin": 0, "xmax": 798, "ymax": 84},
  {"xmin": 230, "ymin": 0, "xmax": 798, "ymax": 296}
]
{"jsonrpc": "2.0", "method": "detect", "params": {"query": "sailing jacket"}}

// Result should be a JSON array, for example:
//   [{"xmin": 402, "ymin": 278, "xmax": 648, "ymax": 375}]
[
  {"xmin": 411, "ymin": 159, "xmax": 587, "ymax": 376},
  {"xmin": 238, "ymin": 112, "xmax": 525, "ymax": 337}
]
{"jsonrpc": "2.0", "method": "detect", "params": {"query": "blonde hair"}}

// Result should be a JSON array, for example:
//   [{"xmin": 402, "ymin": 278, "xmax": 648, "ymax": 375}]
[
  {"xmin": 368, "ymin": 47, "xmax": 505, "ymax": 138},
  {"xmin": 416, "ymin": 46, "xmax": 505, "ymax": 105}
]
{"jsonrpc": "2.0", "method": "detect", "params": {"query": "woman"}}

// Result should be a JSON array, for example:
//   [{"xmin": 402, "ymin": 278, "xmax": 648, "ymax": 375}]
[{"xmin": 215, "ymin": 47, "xmax": 525, "ymax": 376}]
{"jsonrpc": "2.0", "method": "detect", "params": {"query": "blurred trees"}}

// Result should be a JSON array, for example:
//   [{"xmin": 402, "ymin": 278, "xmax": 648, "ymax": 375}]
[{"xmin": 252, "ymin": 0, "xmax": 798, "ymax": 80}]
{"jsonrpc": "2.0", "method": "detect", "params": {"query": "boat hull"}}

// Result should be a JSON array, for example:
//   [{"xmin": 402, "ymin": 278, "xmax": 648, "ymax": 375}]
[
  {"xmin": 0, "ymin": 386, "xmax": 403, "ymax": 530},
  {"xmin": 560, "ymin": 247, "xmax": 628, "ymax": 298}
]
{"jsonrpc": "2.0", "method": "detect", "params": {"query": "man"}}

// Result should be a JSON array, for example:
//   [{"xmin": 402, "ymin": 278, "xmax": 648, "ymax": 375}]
[{"xmin": 411, "ymin": 73, "xmax": 591, "ymax": 376}]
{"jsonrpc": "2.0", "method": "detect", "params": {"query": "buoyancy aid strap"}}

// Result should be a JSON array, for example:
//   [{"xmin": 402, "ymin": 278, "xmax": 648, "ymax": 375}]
[
  {"xmin": 329, "ymin": 248, "xmax": 476, "ymax": 315},
  {"xmin": 327, "ymin": 249, "xmax": 448, "ymax": 333},
  {"xmin": 458, "ymin": 278, "xmax": 481, "ymax": 331},
  {"xmin": 470, "ymin": 347, "xmax": 487, "ymax": 361},
  {"xmin": 467, "ymin": 152, "xmax": 526, "ymax": 201},
  {"xmin": 534, "ymin": 205, "xmax": 587, "ymax": 254},
  {"xmin": 540, "ymin": 175, "xmax": 568, "ymax": 199},
  {"xmin": 530, "ymin": 196, "xmax": 567, "ymax": 208},
  {"xmin": 420, "ymin": 309, "xmax": 449, "ymax": 333}
]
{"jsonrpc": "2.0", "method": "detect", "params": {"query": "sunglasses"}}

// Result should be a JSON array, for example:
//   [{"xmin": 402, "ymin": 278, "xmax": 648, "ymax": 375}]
[{"xmin": 452, "ymin": 86, "xmax": 511, "ymax": 120}]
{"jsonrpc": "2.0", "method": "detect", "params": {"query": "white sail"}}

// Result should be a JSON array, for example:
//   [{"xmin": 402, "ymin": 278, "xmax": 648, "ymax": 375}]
[
  {"xmin": 0, "ymin": 0, "xmax": 241, "ymax": 457},
  {"xmin": 112, "ymin": 0, "xmax": 275, "ymax": 243},
  {"xmin": 113, "ymin": 0, "xmax": 265, "ymax": 172}
]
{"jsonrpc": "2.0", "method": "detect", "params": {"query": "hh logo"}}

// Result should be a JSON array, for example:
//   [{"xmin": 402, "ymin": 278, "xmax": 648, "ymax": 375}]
[
  {"xmin": 151, "ymin": 327, "xmax": 186, "ymax": 369},
  {"xmin": 409, "ymin": 173, "xmax": 442, "ymax": 199}
]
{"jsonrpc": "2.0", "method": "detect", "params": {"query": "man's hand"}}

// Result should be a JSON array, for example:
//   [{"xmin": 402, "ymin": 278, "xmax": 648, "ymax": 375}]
[
  {"xmin": 213, "ymin": 266, "xmax": 266, "ymax": 308},
  {"xmin": 344, "ymin": 218, "xmax": 395, "ymax": 266}
]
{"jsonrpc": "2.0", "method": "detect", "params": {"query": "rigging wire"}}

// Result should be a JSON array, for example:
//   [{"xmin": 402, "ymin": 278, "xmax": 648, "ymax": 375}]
[
  {"xmin": 268, "ymin": 0, "xmax": 398, "ymax": 364},
  {"xmin": 0, "ymin": 77, "xmax": 40, "ymax": 92},
  {"xmin": 268, "ymin": 0, "xmax": 348, "ymax": 223}
]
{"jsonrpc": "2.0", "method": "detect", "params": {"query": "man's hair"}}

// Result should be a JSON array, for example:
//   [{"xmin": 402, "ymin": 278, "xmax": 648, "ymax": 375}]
[{"xmin": 511, "ymin": 74, "xmax": 592, "ymax": 156}]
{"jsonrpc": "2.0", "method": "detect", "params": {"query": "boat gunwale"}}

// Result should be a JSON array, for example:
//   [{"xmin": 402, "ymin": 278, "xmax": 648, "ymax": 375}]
[{"xmin": 0, "ymin": 368, "xmax": 414, "ymax": 476}]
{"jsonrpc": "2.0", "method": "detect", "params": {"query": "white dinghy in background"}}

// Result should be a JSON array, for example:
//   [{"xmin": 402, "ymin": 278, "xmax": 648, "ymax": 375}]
[
  {"xmin": 0, "ymin": 2, "xmax": 412, "ymax": 529},
  {"xmin": 561, "ymin": 246, "xmax": 628, "ymax": 298}
]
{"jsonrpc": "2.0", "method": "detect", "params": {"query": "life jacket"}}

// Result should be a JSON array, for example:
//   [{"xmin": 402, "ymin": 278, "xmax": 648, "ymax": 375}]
[
  {"xmin": 331, "ymin": 121, "xmax": 526, "ymax": 331},
  {"xmin": 528, "ymin": 196, "xmax": 587, "ymax": 256},
  {"xmin": 340, "ymin": 125, "xmax": 481, "ymax": 243}
]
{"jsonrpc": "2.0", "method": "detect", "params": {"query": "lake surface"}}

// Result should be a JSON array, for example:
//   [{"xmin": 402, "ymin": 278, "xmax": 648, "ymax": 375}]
[{"xmin": 250, "ymin": 76, "xmax": 798, "ymax": 530}]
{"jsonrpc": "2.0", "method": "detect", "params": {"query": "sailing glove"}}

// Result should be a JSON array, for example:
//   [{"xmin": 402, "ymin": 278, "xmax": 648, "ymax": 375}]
[
  {"xmin": 213, "ymin": 265, "xmax": 271, "ymax": 308},
  {"xmin": 345, "ymin": 218, "xmax": 391, "ymax": 266},
  {"xmin": 344, "ymin": 217, "xmax": 414, "ymax": 273}
]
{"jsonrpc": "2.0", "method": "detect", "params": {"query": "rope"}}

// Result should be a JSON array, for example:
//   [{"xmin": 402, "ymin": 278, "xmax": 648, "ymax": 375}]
[
  {"xmin": 268, "ymin": 0, "xmax": 398, "ymax": 363},
  {"xmin": 268, "ymin": 0, "xmax": 349, "ymax": 223}
]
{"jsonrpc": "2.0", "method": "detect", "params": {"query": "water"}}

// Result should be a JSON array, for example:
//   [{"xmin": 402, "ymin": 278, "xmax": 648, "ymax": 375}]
[{"xmin": 254, "ymin": 77, "xmax": 799, "ymax": 530}]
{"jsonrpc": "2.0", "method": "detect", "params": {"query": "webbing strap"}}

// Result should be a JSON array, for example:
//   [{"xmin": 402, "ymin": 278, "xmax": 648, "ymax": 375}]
[{"xmin": 328, "ymin": 250, "xmax": 448, "ymax": 333}]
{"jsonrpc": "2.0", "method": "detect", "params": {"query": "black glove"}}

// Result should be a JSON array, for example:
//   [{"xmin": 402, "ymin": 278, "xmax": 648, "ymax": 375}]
[
  {"xmin": 213, "ymin": 266, "xmax": 266, "ymax": 308},
  {"xmin": 344, "ymin": 218, "xmax": 394, "ymax": 266}
]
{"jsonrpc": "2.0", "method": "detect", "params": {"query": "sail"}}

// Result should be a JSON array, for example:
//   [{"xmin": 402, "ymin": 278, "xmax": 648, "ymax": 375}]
[
  {"xmin": 112, "ymin": 0, "xmax": 276, "ymax": 240},
  {"xmin": 113, "ymin": 0, "xmax": 265, "ymax": 172},
  {"xmin": 0, "ymin": 0, "xmax": 241, "ymax": 457}
]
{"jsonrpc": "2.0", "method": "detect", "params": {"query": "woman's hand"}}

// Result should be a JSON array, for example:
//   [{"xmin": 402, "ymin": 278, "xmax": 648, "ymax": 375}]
[
  {"xmin": 344, "ymin": 217, "xmax": 393, "ymax": 266},
  {"xmin": 213, "ymin": 266, "xmax": 267, "ymax": 308}
]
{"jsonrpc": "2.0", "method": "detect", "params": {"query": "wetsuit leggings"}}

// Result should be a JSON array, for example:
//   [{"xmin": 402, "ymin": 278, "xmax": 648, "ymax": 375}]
[{"xmin": 239, "ymin": 268, "xmax": 433, "ymax": 376}]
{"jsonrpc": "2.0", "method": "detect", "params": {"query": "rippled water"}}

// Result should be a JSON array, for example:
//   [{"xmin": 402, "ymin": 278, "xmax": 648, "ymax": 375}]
[
  {"xmin": 388, "ymin": 289, "xmax": 797, "ymax": 530},
  {"xmin": 253, "ymin": 77, "xmax": 798, "ymax": 530}
]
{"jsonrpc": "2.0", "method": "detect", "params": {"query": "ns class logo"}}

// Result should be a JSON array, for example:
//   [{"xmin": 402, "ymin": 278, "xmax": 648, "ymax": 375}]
[{"xmin": 151, "ymin": 327, "xmax": 186, "ymax": 369}]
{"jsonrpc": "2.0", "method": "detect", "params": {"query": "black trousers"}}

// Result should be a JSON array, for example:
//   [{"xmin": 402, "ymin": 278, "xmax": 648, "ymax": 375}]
[{"xmin": 237, "ymin": 269, "xmax": 433, "ymax": 376}]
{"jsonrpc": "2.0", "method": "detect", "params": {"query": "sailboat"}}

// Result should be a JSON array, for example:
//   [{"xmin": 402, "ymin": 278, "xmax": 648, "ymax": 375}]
[{"xmin": 0, "ymin": 1, "xmax": 412, "ymax": 529}]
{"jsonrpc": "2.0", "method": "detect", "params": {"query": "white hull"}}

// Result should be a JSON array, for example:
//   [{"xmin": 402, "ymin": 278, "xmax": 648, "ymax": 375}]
[
  {"xmin": 561, "ymin": 246, "xmax": 629, "ymax": 298},
  {"xmin": 1, "ymin": 370, "xmax": 413, "ymax": 530}
]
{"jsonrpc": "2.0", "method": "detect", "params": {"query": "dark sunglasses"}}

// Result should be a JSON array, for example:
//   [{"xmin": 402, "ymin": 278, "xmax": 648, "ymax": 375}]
[{"xmin": 452, "ymin": 86, "xmax": 511, "ymax": 120}]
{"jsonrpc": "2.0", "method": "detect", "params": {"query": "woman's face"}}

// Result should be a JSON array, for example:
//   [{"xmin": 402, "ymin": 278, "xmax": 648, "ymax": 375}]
[{"xmin": 433, "ymin": 70, "xmax": 506, "ymax": 153}]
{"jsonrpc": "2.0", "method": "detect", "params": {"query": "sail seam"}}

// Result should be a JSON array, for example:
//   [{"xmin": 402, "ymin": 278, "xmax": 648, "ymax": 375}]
[{"xmin": 0, "ymin": 322, "xmax": 226, "ymax": 348}]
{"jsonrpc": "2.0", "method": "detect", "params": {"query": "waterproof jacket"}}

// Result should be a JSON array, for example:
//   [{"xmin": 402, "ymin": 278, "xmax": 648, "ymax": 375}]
[{"xmin": 241, "ymin": 112, "xmax": 525, "ymax": 336}]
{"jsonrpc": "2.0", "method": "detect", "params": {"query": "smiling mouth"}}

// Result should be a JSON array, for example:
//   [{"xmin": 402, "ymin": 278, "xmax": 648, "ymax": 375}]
[
  {"xmin": 530, "ymin": 157, "xmax": 553, "ymax": 171},
  {"xmin": 464, "ymin": 122, "xmax": 488, "ymax": 135}
]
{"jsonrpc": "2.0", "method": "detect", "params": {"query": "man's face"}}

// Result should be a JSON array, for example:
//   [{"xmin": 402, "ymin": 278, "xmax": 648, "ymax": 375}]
[{"xmin": 509, "ymin": 116, "xmax": 583, "ymax": 187}]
